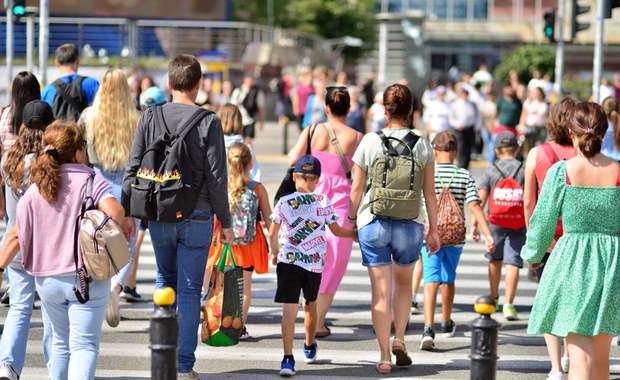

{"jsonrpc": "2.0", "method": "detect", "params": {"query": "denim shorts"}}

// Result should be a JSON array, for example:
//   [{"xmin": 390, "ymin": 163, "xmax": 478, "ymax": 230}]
[
  {"xmin": 358, "ymin": 217, "xmax": 424, "ymax": 267},
  {"xmin": 422, "ymin": 246, "xmax": 463, "ymax": 284},
  {"xmin": 484, "ymin": 225, "xmax": 526, "ymax": 268}
]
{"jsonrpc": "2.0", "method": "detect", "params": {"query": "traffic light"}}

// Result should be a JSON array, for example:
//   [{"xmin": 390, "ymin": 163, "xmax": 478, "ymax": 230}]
[
  {"xmin": 603, "ymin": 0, "xmax": 620, "ymax": 18},
  {"xmin": 543, "ymin": 8, "xmax": 556, "ymax": 42},
  {"xmin": 12, "ymin": 0, "xmax": 26, "ymax": 18},
  {"xmin": 571, "ymin": 0, "xmax": 591, "ymax": 40}
]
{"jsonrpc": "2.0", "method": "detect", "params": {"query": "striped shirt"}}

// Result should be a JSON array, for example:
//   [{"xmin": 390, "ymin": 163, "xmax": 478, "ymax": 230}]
[{"xmin": 434, "ymin": 163, "xmax": 482, "ymax": 215}]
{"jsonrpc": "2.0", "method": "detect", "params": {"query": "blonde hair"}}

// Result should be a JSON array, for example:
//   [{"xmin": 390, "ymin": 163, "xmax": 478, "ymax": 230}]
[
  {"xmin": 82, "ymin": 68, "xmax": 140, "ymax": 170},
  {"xmin": 227, "ymin": 142, "xmax": 252, "ymax": 211},
  {"xmin": 217, "ymin": 103, "xmax": 243, "ymax": 135}
]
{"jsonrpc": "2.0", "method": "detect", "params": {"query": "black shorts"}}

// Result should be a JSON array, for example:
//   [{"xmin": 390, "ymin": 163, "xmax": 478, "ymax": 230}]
[
  {"xmin": 243, "ymin": 122, "xmax": 256, "ymax": 139},
  {"xmin": 274, "ymin": 263, "xmax": 321, "ymax": 305}
]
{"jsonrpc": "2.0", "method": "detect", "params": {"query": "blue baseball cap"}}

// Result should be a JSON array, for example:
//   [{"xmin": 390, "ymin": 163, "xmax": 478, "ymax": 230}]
[
  {"xmin": 140, "ymin": 86, "xmax": 167, "ymax": 108},
  {"xmin": 294, "ymin": 155, "xmax": 321, "ymax": 176}
]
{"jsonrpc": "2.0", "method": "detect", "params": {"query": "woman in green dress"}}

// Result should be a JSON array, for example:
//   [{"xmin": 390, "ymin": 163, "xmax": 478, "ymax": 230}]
[{"xmin": 522, "ymin": 102, "xmax": 620, "ymax": 380}]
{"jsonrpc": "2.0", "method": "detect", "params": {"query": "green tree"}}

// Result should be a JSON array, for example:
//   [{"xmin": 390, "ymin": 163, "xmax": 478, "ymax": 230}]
[
  {"xmin": 232, "ymin": 0, "xmax": 377, "ymax": 59},
  {"xmin": 494, "ymin": 45, "xmax": 556, "ymax": 84}
]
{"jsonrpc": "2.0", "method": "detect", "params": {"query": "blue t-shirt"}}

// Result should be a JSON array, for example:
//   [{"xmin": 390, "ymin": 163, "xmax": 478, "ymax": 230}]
[
  {"xmin": 602, "ymin": 122, "xmax": 620, "ymax": 161},
  {"xmin": 41, "ymin": 74, "xmax": 100, "ymax": 108}
]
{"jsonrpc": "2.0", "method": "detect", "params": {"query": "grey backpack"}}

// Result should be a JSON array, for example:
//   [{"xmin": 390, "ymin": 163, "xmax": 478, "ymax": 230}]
[
  {"xmin": 368, "ymin": 131, "xmax": 423, "ymax": 220},
  {"xmin": 231, "ymin": 181, "xmax": 260, "ymax": 245}
]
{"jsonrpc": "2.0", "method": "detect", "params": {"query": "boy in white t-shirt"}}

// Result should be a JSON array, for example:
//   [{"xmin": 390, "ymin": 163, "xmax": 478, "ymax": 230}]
[{"xmin": 269, "ymin": 155, "xmax": 356, "ymax": 377}]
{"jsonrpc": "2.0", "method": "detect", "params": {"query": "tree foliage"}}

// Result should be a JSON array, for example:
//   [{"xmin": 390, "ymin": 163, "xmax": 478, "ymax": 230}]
[
  {"xmin": 232, "ymin": 0, "xmax": 377, "ymax": 59},
  {"xmin": 494, "ymin": 45, "xmax": 556, "ymax": 84}
]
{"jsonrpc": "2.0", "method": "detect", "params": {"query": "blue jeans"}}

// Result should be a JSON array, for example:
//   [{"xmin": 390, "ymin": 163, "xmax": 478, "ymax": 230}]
[
  {"xmin": 94, "ymin": 166, "xmax": 138, "ymax": 287},
  {"xmin": 358, "ymin": 217, "xmax": 424, "ymax": 267},
  {"xmin": 482, "ymin": 129, "xmax": 496, "ymax": 164},
  {"xmin": 149, "ymin": 210, "xmax": 213, "ymax": 373},
  {"xmin": 36, "ymin": 275, "xmax": 109, "ymax": 380},
  {"xmin": 0, "ymin": 265, "xmax": 52, "ymax": 375}
]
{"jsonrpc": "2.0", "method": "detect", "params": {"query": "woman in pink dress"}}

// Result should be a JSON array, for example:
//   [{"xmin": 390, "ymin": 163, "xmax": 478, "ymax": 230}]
[{"xmin": 288, "ymin": 86, "xmax": 362, "ymax": 337}]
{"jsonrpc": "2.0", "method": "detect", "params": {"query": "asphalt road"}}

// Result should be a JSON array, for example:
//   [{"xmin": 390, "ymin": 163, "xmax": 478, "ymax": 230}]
[{"xmin": 1, "ymin": 121, "xmax": 619, "ymax": 379}]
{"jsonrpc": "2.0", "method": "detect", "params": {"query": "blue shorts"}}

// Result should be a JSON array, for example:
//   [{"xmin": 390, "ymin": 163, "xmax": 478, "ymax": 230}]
[
  {"xmin": 484, "ymin": 225, "xmax": 526, "ymax": 268},
  {"xmin": 422, "ymin": 246, "xmax": 463, "ymax": 284},
  {"xmin": 358, "ymin": 217, "xmax": 424, "ymax": 267}
]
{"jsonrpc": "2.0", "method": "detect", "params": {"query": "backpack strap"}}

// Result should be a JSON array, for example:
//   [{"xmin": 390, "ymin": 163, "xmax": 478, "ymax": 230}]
[
  {"xmin": 436, "ymin": 168, "xmax": 460, "ymax": 188},
  {"xmin": 511, "ymin": 161, "xmax": 524, "ymax": 180},
  {"xmin": 492, "ymin": 163, "xmax": 507, "ymax": 179},
  {"xmin": 376, "ymin": 131, "xmax": 420, "ymax": 190},
  {"xmin": 154, "ymin": 106, "xmax": 208, "ymax": 138},
  {"xmin": 53, "ymin": 76, "xmax": 86, "ymax": 113}
]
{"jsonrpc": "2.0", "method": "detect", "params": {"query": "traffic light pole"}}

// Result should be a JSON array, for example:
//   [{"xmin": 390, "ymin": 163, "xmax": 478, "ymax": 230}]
[
  {"xmin": 592, "ymin": 0, "xmax": 604, "ymax": 103},
  {"xmin": 553, "ymin": 0, "xmax": 566, "ymax": 97},
  {"xmin": 5, "ymin": 0, "xmax": 14, "ymax": 97},
  {"xmin": 39, "ymin": 0, "xmax": 49, "ymax": 85}
]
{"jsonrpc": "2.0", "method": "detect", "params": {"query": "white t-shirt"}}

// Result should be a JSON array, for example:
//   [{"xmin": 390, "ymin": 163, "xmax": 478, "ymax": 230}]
[{"xmin": 270, "ymin": 192, "xmax": 339, "ymax": 273}]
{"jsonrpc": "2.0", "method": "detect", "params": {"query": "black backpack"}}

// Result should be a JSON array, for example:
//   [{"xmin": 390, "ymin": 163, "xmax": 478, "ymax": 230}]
[
  {"xmin": 51, "ymin": 76, "xmax": 88, "ymax": 121},
  {"xmin": 129, "ymin": 106, "xmax": 209, "ymax": 222},
  {"xmin": 242, "ymin": 85, "xmax": 260, "ymax": 117}
]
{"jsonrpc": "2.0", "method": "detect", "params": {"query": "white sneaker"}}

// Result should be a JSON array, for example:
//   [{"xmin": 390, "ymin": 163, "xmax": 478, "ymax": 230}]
[
  {"xmin": 546, "ymin": 371, "xmax": 567, "ymax": 380},
  {"xmin": 561, "ymin": 356, "xmax": 570, "ymax": 373},
  {"xmin": 177, "ymin": 370, "xmax": 200, "ymax": 379},
  {"xmin": 105, "ymin": 290, "xmax": 120, "ymax": 328},
  {"xmin": 0, "ymin": 363, "xmax": 19, "ymax": 380}
]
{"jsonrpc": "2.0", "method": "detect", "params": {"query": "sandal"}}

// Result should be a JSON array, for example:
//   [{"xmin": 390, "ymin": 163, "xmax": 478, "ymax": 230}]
[
  {"xmin": 375, "ymin": 360, "xmax": 393, "ymax": 374},
  {"xmin": 391, "ymin": 338, "xmax": 412, "ymax": 367},
  {"xmin": 315, "ymin": 325, "xmax": 331, "ymax": 338}
]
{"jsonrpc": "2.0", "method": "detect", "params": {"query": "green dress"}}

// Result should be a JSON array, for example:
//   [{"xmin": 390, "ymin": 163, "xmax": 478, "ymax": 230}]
[{"xmin": 522, "ymin": 161, "xmax": 620, "ymax": 337}]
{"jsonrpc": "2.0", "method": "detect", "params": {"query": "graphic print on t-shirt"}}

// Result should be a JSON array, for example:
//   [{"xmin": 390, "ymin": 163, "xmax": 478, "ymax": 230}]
[{"xmin": 271, "ymin": 192, "xmax": 339, "ymax": 273}]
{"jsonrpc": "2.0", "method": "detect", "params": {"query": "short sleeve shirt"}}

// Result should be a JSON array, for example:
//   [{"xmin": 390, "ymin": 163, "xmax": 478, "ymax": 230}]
[
  {"xmin": 434, "ymin": 163, "xmax": 481, "ymax": 213},
  {"xmin": 41, "ymin": 74, "xmax": 100, "ymax": 107},
  {"xmin": 270, "ymin": 192, "xmax": 339, "ymax": 273},
  {"xmin": 352, "ymin": 128, "xmax": 435, "ymax": 228},
  {"xmin": 479, "ymin": 158, "xmax": 525, "ymax": 192}
]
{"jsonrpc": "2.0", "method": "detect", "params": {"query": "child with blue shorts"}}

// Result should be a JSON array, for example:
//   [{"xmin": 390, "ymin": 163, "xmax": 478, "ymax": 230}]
[{"xmin": 420, "ymin": 131, "xmax": 495, "ymax": 350}]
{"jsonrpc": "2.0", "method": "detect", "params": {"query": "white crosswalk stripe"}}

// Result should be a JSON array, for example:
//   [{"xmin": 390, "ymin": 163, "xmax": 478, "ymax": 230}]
[{"xmin": 3, "ymin": 228, "xmax": 620, "ymax": 379}]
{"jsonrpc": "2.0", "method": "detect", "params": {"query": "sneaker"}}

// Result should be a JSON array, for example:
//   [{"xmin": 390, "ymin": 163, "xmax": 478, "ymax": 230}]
[
  {"xmin": 279, "ymin": 356, "xmax": 296, "ymax": 377},
  {"xmin": 411, "ymin": 301, "xmax": 420, "ymax": 315},
  {"xmin": 239, "ymin": 326, "xmax": 250, "ymax": 341},
  {"xmin": 502, "ymin": 304, "xmax": 519, "ymax": 321},
  {"xmin": 0, "ymin": 285, "xmax": 9, "ymax": 305},
  {"xmin": 440, "ymin": 319, "xmax": 457, "ymax": 337},
  {"xmin": 177, "ymin": 370, "xmax": 200, "ymax": 380},
  {"xmin": 303, "ymin": 341, "xmax": 318, "ymax": 363},
  {"xmin": 105, "ymin": 290, "xmax": 120, "ymax": 328},
  {"xmin": 120, "ymin": 286, "xmax": 142, "ymax": 302},
  {"xmin": 420, "ymin": 326, "xmax": 435, "ymax": 351},
  {"xmin": 0, "ymin": 363, "xmax": 19, "ymax": 380},
  {"xmin": 546, "ymin": 370, "xmax": 567, "ymax": 380},
  {"xmin": 561, "ymin": 355, "xmax": 570, "ymax": 373}
]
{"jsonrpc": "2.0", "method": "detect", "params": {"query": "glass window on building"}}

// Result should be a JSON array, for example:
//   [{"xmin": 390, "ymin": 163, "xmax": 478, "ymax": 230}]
[
  {"xmin": 473, "ymin": 0, "xmax": 489, "ymax": 19},
  {"xmin": 433, "ymin": 0, "xmax": 448, "ymax": 19}
]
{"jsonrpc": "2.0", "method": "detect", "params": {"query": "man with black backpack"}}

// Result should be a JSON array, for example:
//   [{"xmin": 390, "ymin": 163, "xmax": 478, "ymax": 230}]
[
  {"xmin": 121, "ymin": 54, "xmax": 233, "ymax": 380},
  {"xmin": 231, "ymin": 73, "xmax": 264, "ymax": 143},
  {"xmin": 41, "ymin": 44, "xmax": 100, "ymax": 121}
]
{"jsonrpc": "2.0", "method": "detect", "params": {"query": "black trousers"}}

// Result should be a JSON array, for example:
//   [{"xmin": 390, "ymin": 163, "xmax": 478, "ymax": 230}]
[{"xmin": 453, "ymin": 126, "xmax": 475, "ymax": 169}]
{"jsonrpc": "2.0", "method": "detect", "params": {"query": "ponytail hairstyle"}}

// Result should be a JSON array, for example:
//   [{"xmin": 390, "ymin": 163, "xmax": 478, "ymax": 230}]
[
  {"xmin": 601, "ymin": 96, "xmax": 620, "ymax": 151},
  {"xmin": 3, "ymin": 125, "xmax": 46, "ymax": 194},
  {"xmin": 383, "ymin": 83, "xmax": 413, "ymax": 125},
  {"xmin": 567, "ymin": 102, "xmax": 608, "ymax": 158},
  {"xmin": 547, "ymin": 96, "xmax": 580, "ymax": 146},
  {"xmin": 325, "ymin": 86, "xmax": 350, "ymax": 116},
  {"xmin": 227, "ymin": 142, "xmax": 253, "ymax": 211},
  {"xmin": 30, "ymin": 121, "xmax": 84, "ymax": 201},
  {"xmin": 218, "ymin": 103, "xmax": 243, "ymax": 135}
]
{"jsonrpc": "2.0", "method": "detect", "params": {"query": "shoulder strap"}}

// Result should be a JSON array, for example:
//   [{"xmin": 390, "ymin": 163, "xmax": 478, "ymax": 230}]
[
  {"xmin": 324, "ymin": 122, "xmax": 351, "ymax": 179},
  {"xmin": 539, "ymin": 143, "xmax": 559, "ymax": 164},
  {"xmin": 306, "ymin": 123, "xmax": 317, "ymax": 155},
  {"xmin": 177, "ymin": 108, "xmax": 209, "ymax": 139},
  {"xmin": 247, "ymin": 180, "xmax": 258, "ymax": 191},
  {"xmin": 53, "ymin": 76, "xmax": 82, "ymax": 111},
  {"xmin": 492, "ymin": 163, "xmax": 507, "ymax": 179},
  {"xmin": 436, "ymin": 168, "xmax": 459, "ymax": 188},
  {"xmin": 511, "ymin": 161, "xmax": 524, "ymax": 180}
]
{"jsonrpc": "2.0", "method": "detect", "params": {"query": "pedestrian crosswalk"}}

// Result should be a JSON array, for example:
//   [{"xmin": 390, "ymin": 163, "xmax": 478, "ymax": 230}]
[{"xmin": 2, "ymin": 229, "xmax": 620, "ymax": 379}]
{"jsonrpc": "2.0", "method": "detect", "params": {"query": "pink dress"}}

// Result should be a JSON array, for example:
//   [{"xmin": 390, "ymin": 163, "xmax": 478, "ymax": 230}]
[{"xmin": 311, "ymin": 149, "xmax": 354, "ymax": 294}]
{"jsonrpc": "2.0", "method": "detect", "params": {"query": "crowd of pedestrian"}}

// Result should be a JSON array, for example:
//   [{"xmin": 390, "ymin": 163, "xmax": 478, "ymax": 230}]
[{"xmin": 0, "ymin": 43, "xmax": 619, "ymax": 380}]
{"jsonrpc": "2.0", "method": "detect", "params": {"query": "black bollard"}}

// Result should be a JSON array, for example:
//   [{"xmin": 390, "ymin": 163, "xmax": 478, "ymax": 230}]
[
  {"xmin": 469, "ymin": 295, "xmax": 501, "ymax": 380},
  {"xmin": 150, "ymin": 287, "xmax": 178, "ymax": 380}
]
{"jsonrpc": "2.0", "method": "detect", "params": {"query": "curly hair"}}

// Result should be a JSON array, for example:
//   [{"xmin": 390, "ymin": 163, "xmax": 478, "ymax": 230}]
[
  {"xmin": 3, "ymin": 125, "xmax": 45, "ymax": 194},
  {"xmin": 227, "ymin": 142, "xmax": 252, "ymax": 212},
  {"xmin": 80, "ymin": 68, "xmax": 140, "ymax": 171},
  {"xmin": 30, "ymin": 121, "xmax": 83, "ymax": 201},
  {"xmin": 546, "ymin": 96, "xmax": 580, "ymax": 146}
]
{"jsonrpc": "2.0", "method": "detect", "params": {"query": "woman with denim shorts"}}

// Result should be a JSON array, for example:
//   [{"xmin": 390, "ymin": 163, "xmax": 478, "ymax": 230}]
[{"xmin": 348, "ymin": 84, "xmax": 440, "ymax": 375}]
